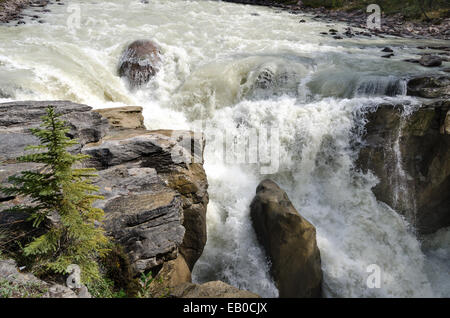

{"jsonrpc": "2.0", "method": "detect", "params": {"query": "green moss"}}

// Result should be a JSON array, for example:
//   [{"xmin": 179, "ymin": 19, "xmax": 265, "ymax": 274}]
[
  {"xmin": 0, "ymin": 278, "xmax": 49, "ymax": 298},
  {"xmin": 85, "ymin": 276, "xmax": 127, "ymax": 298},
  {"xmin": 100, "ymin": 244, "xmax": 140, "ymax": 297}
]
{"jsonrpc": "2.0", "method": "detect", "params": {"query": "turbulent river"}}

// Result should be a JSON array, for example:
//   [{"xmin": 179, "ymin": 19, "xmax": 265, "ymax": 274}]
[{"xmin": 0, "ymin": 0, "xmax": 449, "ymax": 297}]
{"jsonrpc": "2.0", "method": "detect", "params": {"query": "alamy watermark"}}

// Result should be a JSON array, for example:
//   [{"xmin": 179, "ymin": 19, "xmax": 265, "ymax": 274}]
[
  {"xmin": 366, "ymin": 264, "xmax": 381, "ymax": 289},
  {"xmin": 169, "ymin": 123, "xmax": 280, "ymax": 175},
  {"xmin": 367, "ymin": 4, "xmax": 381, "ymax": 30},
  {"xmin": 66, "ymin": 264, "xmax": 82, "ymax": 289}
]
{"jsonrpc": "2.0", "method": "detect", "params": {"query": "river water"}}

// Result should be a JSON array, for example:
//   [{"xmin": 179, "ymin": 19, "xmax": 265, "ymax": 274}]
[{"xmin": 0, "ymin": 0, "xmax": 448, "ymax": 297}]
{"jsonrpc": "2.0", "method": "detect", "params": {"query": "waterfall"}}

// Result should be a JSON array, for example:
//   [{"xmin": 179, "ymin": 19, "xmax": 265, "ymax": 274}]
[
  {"xmin": 391, "ymin": 118, "xmax": 417, "ymax": 228},
  {"xmin": 0, "ymin": 0, "xmax": 448, "ymax": 297}
]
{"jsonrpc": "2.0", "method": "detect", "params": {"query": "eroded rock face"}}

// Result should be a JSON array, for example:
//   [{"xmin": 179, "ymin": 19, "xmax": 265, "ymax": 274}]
[
  {"xmin": 162, "ymin": 162, "xmax": 209, "ymax": 271},
  {"xmin": 82, "ymin": 129, "xmax": 209, "ymax": 271},
  {"xmin": 250, "ymin": 179, "xmax": 323, "ymax": 298},
  {"xmin": 357, "ymin": 100, "xmax": 450, "ymax": 234},
  {"xmin": 118, "ymin": 40, "xmax": 161, "ymax": 88},
  {"xmin": 148, "ymin": 254, "xmax": 192, "ymax": 297},
  {"xmin": 0, "ymin": 101, "xmax": 109, "ymax": 154},
  {"xmin": 92, "ymin": 166, "xmax": 185, "ymax": 273},
  {"xmin": 0, "ymin": 101, "xmax": 208, "ymax": 277}
]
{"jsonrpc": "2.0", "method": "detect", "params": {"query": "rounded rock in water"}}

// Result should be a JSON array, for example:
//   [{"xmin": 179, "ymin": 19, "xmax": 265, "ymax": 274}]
[{"xmin": 118, "ymin": 39, "xmax": 161, "ymax": 88}]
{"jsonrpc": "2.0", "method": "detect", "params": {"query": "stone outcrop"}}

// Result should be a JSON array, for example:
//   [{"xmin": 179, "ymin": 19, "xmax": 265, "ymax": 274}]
[
  {"xmin": 118, "ymin": 40, "xmax": 162, "ymax": 88},
  {"xmin": 357, "ymin": 99, "xmax": 450, "ymax": 234},
  {"xmin": 148, "ymin": 255, "xmax": 192, "ymax": 297},
  {"xmin": 81, "ymin": 129, "xmax": 209, "ymax": 271},
  {"xmin": 250, "ymin": 179, "xmax": 323, "ymax": 298},
  {"xmin": 170, "ymin": 281, "xmax": 260, "ymax": 298},
  {"xmin": 407, "ymin": 75, "xmax": 450, "ymax": 99},
  {"xmin": 0, "ymin": 259, "xmax": 90, "ymax": 298},
  {"xmin": 0, "ymin": 101, "xmax": 208, "ymax": 278},
  {"xmin": 93, "ymin": 106, "xmax": 145, "ymax": 130},
  {"xmin": 419, "ymin": 55, "xmax": 443, "ymax": 67},
  {"xmin": 147, "ymin": 255, "xmax": 260, "ymax": 298},
  {"xmin": 92, "ymin": 166, "xmax": 185, "ymax": 273}
]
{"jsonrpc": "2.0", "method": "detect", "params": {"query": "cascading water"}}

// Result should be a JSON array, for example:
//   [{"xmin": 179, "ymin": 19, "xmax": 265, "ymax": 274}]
[
  {"xmin": 0, "ymin": 0, "xmax": 448, "ymax": 297},
  {"xmin": 391, "ymin": 117, "xmax": 417, "ymax": 228}
]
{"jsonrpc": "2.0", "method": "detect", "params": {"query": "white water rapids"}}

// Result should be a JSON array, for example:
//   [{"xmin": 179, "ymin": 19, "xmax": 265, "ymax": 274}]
[{"xmin": 0, "ymin": 0, "xmax": 449, "ymax": 297}]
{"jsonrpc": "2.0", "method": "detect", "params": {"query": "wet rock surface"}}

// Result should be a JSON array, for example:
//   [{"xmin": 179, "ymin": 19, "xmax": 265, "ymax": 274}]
[
  {"xmin": 357, "ymin": 98, "xmax": 450, "ymax": 234},
  {"xmin": 118, "ymin": 40, "xmax": 162, "ymax": 88},
  {"xmin": 250, "ymin": 179, "xmax": 323, "ymax": 298},
  {"xmin": 407, "ymin": 75, "xmax": 450, "ymax": 99},
  {"xmin": 419, "ymin": 55, "xmax": 443, "ymax": 67}
]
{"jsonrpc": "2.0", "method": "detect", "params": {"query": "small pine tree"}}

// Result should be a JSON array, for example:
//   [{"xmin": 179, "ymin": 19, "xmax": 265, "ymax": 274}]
[{"xmin": 1, "ymin": 106, "xmax": 109, "ymax": 283}]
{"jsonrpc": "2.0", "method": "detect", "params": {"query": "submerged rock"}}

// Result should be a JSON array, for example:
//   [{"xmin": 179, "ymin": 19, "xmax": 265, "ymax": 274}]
[
  {"xmin": 118, "ymin": 40, "xmax": 161, "ymax": 88},
  {"xmin": 250, "ymin": 179, "xmax": 322, "ymax": 298}
]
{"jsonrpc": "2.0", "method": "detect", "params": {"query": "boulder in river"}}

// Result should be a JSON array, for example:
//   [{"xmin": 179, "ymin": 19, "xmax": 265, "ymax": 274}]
[
  {"xmin": 250, "ymin": 179, "xmax": 322, "ymax": 298},
  {"xmin": 419, "ymin": 55, "xmax": 443, "ymax": 67},
  {"xmin": 118, "ymin": 40, "xmax": 162, "ymax": 88}
]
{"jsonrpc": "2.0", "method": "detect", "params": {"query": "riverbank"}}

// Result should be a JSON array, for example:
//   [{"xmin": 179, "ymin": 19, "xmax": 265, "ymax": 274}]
[
  {"xmin": 224, "ymin": 0, "xmax": 450, "ymax": 40},
  {"xmin": 0, "ymin": 0, "xmax": 48, "ymax": 24}
]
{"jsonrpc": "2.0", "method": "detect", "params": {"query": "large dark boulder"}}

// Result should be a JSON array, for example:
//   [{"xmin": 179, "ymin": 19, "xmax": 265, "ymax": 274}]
[
  {"xmin": 250, "ymin": 179, "xmax": 322, "ymax": 298},
  {"xmin": 0, "ymin": 100, "xmax": 109, "ymax": 152},
  {"xmin": 407, "ymin": 75, "xmax": 450, "ymax": 99},
  {"xmin": 419, "ymin": 55, "xmax": 443, "ymax": 67},
  {"xmin": 118, "ymin": 40, "xmax": 161, "ymax": 88}
]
